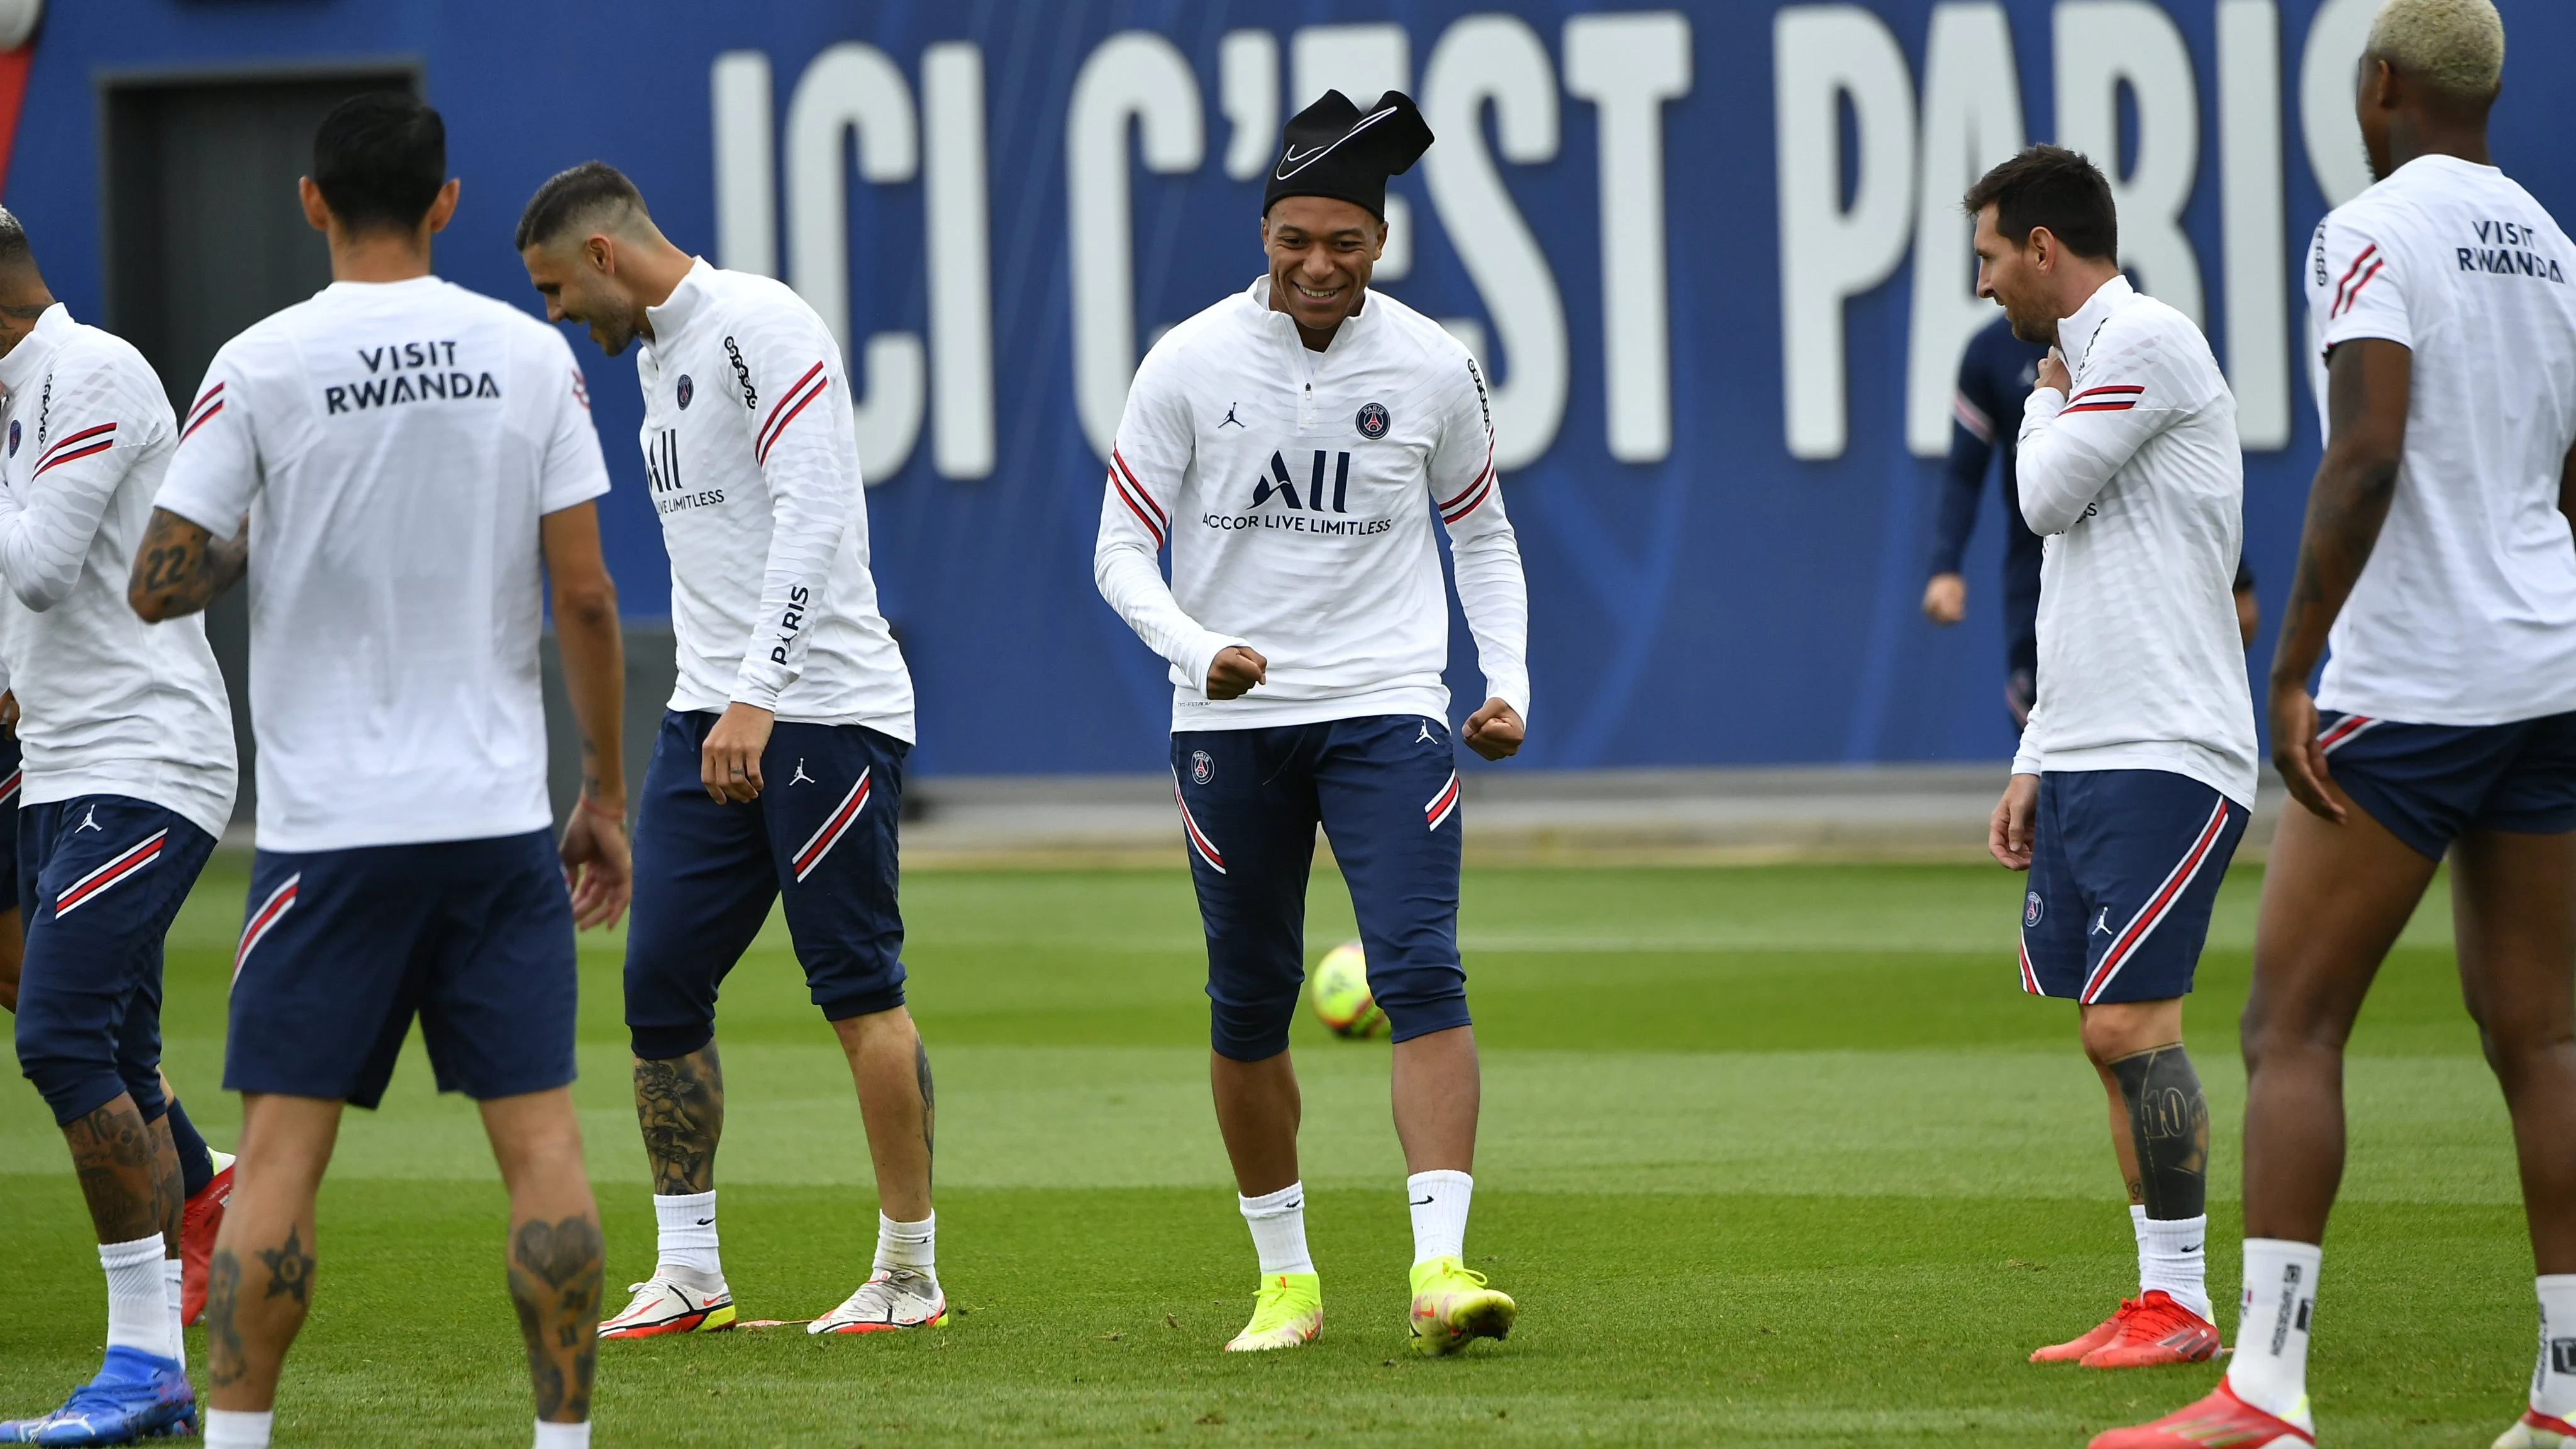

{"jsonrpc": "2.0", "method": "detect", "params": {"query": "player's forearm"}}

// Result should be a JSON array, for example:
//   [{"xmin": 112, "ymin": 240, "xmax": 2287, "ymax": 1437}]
[
  {"xmin": 2269, "ymin": 447, "xmax": 2399, "ymax": 689},
  {"xmin": 2272, "ymin": 340, "xmax": 2409, "ymax": 689},
  {"xmin": 1449, "ymin": 529, "xmax": 1531, "ymax": 718},
  {"xmin": 552, "ymin": 575, "xmax": 626, "ymax": 811},
  {"xmin": 1093, "ymin": 535, "xmax": 1236, "ymax": 692},
  {"xmin": 127, "ymin": 506, "xmax": 246, "ymax": 622},
  {"xmin": 2011, "ymin": 420, "xmax": 2118, "ymax": 536},
  {"xmin": 733, "ymin": 478, "xmax": 850, "ymax": 707}
]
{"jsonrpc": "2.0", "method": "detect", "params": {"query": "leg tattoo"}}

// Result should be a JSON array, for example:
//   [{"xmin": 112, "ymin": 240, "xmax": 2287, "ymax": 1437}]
[
  {"xmin": 915, "ymin": 1037, "xmax": 936, "ymax": 1177},
  {"xmin": 507, "ymin": 1215, "xmax": 602, "ymax": 1422},
  {"xmin": 204, "ymin": 1249, "xmax": 245, "ymax": 1387},
  {"xmin": 633, "ymin": 1044, "xmax": 724, "ymax": 1196},
  {"xmin": 148, "ymin": 1114, "xmax": 184, "ymax": 1251},
  {"xmin": 257, "ymin": 1224, "xmax": 315, "ymax": 1305},
  {"xmin": 63, "ymin": 1099, "xmax": 162, "ymax": 1243},
  {"xmin": 2110, "ymin": 1044, "xmax": 2210, "ymax": 1220}
]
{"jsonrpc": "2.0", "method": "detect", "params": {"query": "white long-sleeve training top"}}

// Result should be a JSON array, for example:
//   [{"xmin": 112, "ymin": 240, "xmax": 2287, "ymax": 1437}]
[
  {"xmin": 0, "ymin": 304, "xmax": 235, "ymax": 838},
  {"xmin": 633, "ymin": 260, "xmax": 914, "ymax": 740},
  {"xmin": 2010, "ymin": 275, "xmax": 2259, "ymax": 806},
  {"xmin": 1094, "ymin": 277, "xmax": 1529, "ymax": 732}
]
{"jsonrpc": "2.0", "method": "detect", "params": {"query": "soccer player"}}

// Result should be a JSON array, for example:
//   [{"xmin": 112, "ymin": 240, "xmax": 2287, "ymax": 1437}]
[
  {"xmin": 1094, "ymin": 90, "xmax": 1530, "ymax": 1356},
  {"xmin": 1926, "ymin": 317, "xmax": 2263, "ymax": 729},
  {"xmin": 0, "ymin": 208, "xmax": 238, "ymax": 1443},
  {"xmin": 2105, "ymin": 4, "xmax": 2576, "ymax": 1445},
  {"xmin": 1971, "ymin": 147, "xmax": 2259, "ymax": 1372},
  {"xmin": 127, "ymin": 94, "xmax": 630, "ymax": 1449},
  {"xmin": 1924, "ymin": 314, "xmax": 2050, "ymax": 726},
  {"xmin": 514, "ymin": 163, "xmax": 940, "ymax": 1338}
]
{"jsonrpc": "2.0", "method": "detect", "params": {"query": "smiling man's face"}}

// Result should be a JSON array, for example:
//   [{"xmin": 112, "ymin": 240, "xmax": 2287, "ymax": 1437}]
[{"xmin": 1260, "ymin": 194, "xmax": 1385, "ymax": 345}]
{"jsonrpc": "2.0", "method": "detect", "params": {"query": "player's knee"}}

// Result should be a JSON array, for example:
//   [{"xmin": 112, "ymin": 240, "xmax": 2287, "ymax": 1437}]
[
  {"xmin": 17, "ymin": 1046, "xmax": 130, "ymax": 1128},
  {"xmin": 1209, "ymin": 992, "xmax": 1298, "ymax": 1062},
  {"xmin": 630, "ymin": 1021, "xmax": 716, "ymax": 1062}
]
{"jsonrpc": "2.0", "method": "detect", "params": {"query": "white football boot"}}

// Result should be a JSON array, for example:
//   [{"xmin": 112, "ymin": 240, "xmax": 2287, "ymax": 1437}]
[
  {"xmin": 809, "ymin": 1267, "xmax": 948, "ymax": 1334},
  {"xmin": 599, "ymin": 1267, "xmax": 736, "ymax": 1338}
]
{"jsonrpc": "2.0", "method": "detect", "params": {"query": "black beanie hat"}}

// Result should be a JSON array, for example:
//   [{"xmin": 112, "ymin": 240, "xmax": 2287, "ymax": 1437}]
[{"xmin": 1263, "ymin": 89, "xmax": 1434, "ymax": 221}]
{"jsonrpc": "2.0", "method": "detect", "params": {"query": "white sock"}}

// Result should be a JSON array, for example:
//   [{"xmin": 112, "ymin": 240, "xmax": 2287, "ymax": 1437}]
[
  {"xmin": 2531, "ymin": 1275, "xmax": 2576, "ymax": 1419},
  {"xmin": 653, "ymin": 1191, "xmax": 721, "ymax": 1278},
  {"xmin": 1238, "ymin": 1184, "xmax": 1314, "ymax": 1276},
  {"xmin": 1407, "ymin": 1170, "xmax": 1473, "ymax": 1266},
  {"xmin": 203, "ymin": 1409, "xmax": 274, "ymax": 1448},
  {"xmin": 2226, "ymin": 1238, "xmax": 2321, "ymax": 1428},
  {"xmin": 533, "ymin": 1419, "xmax": 591, "ymax": 1448},
  {"xmin": 2138, "ymin": 1213, "xmax": 2212, "ymax": 1322},
  {"xmin": 164, "ymin": 1258, "xmax": 187, "ymax": 1372},
  {"xmin": 100, "ymin": 1234, "xmax": 174, "ymax": 1360},
  {"xmin": 874, "ymin": 1211, "xmax": 936, "ymax": 1275}
]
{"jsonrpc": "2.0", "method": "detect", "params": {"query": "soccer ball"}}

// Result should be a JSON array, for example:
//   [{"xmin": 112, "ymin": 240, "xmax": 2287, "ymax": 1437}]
[{"xmin": 1308, "ymin": 941, "xmax": 1389, "ymax": 1038}]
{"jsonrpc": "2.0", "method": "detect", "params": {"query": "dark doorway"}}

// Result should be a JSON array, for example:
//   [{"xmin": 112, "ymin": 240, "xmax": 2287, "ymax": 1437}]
[{"xmin": 100, "ymin": 65, "xmax": 419, "ymax": 823}]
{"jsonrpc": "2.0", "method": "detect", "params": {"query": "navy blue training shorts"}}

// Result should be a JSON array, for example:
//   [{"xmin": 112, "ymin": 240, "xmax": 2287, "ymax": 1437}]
[
  {"xmin": 13, "ymin": 796, "xmax": 216, "ymax": 1125},
  {"xmin": 224, "ymin": 828, "xmax": 578, "ymax": 1109},
  {"xmin": 1173, "ymin": 714, "xmax": 1470, "ymax": 1060},
  {"xmin": 2316, "ymin": 709, "xmax": 2576, "ymax": 860},
  {"xmin": 623, "ymin": 710, "xmax": 909, "ymax": 1061},
  {"xmin": 2019, "ymin": 769, "xmax": 2248, "ymax": 1006}
]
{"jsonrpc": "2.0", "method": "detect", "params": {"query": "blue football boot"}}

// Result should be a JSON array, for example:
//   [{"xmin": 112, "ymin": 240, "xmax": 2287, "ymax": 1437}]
[{"xmin": 0, "ymin": 1346, "xmax": 196, "ymax": 1443}]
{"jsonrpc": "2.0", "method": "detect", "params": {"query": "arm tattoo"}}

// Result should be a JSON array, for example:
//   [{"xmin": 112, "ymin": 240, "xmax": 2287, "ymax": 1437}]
[
  {"xmin": 205, "ymin": 1249, "xmax": 246, "ymax": 1387},
  {"xmin": 63, "ymin": 1099, "xmax": 162, "ymax": 1243},
  {"xmin": 258, "ymin": 1223, "xmax": 315, "ymax": 1304},
  {"xmin": 508, "ymin": 1214, "xmax": 602, "ymax": 1422},
  {"xmin": 2109, "ymin": 1045, "xmax": 2209, "ymax": 1221},
  {"xmin": 129, "ymin": 506, "xmax": 248, "ymax": 621},
  {"xmin": 633, "ymin": 1043, "xmax": 724, "ymax": 1196}
]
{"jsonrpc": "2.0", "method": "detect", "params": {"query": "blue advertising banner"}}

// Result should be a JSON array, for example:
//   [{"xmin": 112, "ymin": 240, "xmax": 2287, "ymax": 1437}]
[{"xmin": 4, "ymin": 1, "xmax": 2568, "ymax": 775}]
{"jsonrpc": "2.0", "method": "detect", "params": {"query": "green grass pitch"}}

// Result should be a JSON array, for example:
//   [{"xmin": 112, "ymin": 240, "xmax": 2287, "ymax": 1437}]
[{"xmin": 0, "ymin": 857, "xmax": 2534, "ymax": 1445}]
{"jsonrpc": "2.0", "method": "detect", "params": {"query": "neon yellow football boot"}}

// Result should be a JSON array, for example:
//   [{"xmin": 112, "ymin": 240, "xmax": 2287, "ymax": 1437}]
[
  {"xmin": 1407, "ymin": 1256, "xmax": 1515, "ymax": 1355},
  {"xmin": 1224, "ymin": 1272, "xmax": 1322, "ymax": 1352}
]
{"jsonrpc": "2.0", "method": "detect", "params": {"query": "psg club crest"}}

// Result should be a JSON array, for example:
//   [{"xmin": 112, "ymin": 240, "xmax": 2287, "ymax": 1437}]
[
  {"xmin": 1190, "ymin": 750, "xmax": 1213, "ymax": 786},
  {"xmin": 1355, "ymin": 401, "xmax": 1389, "ymax": 440},
  {"xmin": 676, "ymin": 375, "xmax": 694, "ymax": 410},
  {"xmin": 2024, "ymin": 891, "xmax": 2045, "ymax": 928}
]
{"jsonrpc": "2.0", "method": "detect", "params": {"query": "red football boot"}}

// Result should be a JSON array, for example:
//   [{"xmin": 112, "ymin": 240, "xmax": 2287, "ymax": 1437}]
[
  {"xmin": 2090, "ymin": 1378, "xmax": 2314, "ymax": 1448},
  {"xmin": 2080, "ymin": 1290, "xmax": 2223, "ymax": 1367},
  {"xmin": 180, "ymin": 1150, "xmax": 235, "ymax": 1326},
  {"xmin": 2032, "ymin": 1303, "xmax": 2126, "ymax": 1363}
]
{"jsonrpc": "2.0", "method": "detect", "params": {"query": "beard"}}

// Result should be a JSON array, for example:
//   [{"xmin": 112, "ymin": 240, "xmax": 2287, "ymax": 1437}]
[{"xmin": 589, "ymin": 309, "xmax": 642, "ymax": 357}]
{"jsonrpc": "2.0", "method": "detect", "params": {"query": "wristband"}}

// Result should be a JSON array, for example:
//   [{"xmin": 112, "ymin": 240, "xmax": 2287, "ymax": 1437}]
[{"xmin": 579, "ymin": 795, "xmax": 626, "ymax": 824}]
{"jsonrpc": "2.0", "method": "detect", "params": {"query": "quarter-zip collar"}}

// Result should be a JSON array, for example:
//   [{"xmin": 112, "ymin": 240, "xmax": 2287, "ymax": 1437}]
[
  {"xmin": 2058, "ymin": 273, "xmax": 2136, "ymax": 374},
  {"xmin": 0, "ymin": 303, "xmax": 72, "ymax": 398},
  {"xmin": 644, "ymin": 257, "xmax": 718, "ymax": 352}
]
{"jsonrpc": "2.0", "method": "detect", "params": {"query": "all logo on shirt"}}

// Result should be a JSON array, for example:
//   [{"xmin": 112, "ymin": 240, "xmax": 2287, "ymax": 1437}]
[
  {"xmin": 677, "ymin": 374, "xmax": 694, "ymax": 410},
  {"xmin": 1355, "ymin": 401, "xmax": 1389, "ymax": 440},
  {"xmin": 1207, "ymin": 448, "xmax": 1393, "ymax": 538}
]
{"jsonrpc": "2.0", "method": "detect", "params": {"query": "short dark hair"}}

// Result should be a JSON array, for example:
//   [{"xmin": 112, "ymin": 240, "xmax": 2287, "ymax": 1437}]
[
  {"xmin": 313, "ymin": 92, "xmax": 446, "ymax": 235},
  {"xmin": 514, "ymin": 161, "xmax": 648, "ymax": 252},
  {"xmin": 1962, "ymin": 145, "xmax": 2117, "ymax": 262},
  {"xmin": 0, "ymin": 208, "xmax": 35, "ymax": 272}
]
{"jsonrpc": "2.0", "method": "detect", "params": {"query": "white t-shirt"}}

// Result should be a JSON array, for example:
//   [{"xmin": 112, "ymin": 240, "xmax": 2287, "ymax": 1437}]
[
  {"xmin": 1094, "ymin": 278, "xmax": 1530, "ymax": 731},
  {"xmin": 155, "ymin": 277, "xmax": 611, "ymax": 852},
  {"xmin": 0, "ymin": 305, "xmax": 235, "ymax": 838},
  {"xmin": 633, "ymin": 261, "xmax": 914, "ymax": 737},
  {"xmin": 2305, "ymin": 153, "xmax": 2576, "ymax": 724},
  {"xmin": 2012, "ymin": 275, "xmax": 2260, "ymax": 806}
]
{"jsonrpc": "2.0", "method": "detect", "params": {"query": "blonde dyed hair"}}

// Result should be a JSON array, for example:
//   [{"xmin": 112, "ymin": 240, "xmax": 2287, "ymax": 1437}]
[{"xmin": 2367, "ymin": 0, "xmax": 2506, "ymax": 101}]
